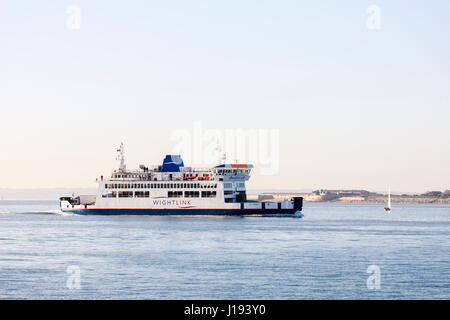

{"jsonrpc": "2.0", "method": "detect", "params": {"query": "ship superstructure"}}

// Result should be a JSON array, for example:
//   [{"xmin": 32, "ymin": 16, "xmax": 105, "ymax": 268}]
[{"xmin": 60, "ymin": 144, "xmax": 303, "ymax": 216}]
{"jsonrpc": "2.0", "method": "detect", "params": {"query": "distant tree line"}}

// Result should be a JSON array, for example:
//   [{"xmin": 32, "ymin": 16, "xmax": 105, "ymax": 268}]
[{"xmin": 421, "ymin": 190, "xmax": 450, "ymax": 198}]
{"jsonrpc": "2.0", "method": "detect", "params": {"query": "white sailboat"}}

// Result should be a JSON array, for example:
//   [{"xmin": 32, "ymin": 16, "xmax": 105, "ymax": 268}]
[{"xmin": 384, "ymin": 187, "xmax": 391, "ymax": 212}]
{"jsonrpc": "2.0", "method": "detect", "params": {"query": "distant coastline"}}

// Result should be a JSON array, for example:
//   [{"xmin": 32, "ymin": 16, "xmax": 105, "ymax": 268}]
[
  {"xmin": 1, "ymin": 188, "xmax": 449, "ymax": 204},
  {"xmin": 248, "ymin": 189, "xmax": 450, "ymax": 204}
]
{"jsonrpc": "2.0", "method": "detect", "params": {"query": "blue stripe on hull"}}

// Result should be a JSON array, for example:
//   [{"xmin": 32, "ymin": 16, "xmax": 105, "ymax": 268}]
[{"xmin": 62, "ymin": 208, "xmax": 299, "ymax": 216}]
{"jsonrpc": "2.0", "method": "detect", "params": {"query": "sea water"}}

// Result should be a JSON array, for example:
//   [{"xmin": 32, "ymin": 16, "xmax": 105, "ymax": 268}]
[{"xmin": 0, "ymin": 200, "xmax": 449, "ymax": 299}]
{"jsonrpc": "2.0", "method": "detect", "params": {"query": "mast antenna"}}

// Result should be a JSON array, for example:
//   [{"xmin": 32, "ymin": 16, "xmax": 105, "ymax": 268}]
[
  {"xmin": 215, "ymin": 138, "xmax": 226, "ymax": 165},
  {"xmin": 116, "ymin": 142, "xmax": 126, "ymax": 171}
]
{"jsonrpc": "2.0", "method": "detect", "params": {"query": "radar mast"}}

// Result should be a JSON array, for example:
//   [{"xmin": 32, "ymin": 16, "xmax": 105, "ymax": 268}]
[{"xmin": 116, "ymin": 142, "xmax": 126, "ymax": 171}]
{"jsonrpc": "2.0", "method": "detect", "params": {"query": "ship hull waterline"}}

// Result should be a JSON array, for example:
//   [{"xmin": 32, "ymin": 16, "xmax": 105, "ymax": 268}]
[{"xmin": 61, "ymin": 208, "xmax": 303, "ymax": 217}]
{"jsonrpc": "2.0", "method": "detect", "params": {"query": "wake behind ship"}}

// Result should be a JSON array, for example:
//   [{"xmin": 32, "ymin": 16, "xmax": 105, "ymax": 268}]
[{"xmin": 59, "ymin": 144, "xmax": 303, "ymax": 217}]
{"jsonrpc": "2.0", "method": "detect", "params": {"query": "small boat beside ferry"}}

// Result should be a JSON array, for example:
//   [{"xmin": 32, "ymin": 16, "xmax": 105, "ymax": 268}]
[{"xmin": 59, "ymin": 144, "xmax": 303, "ymax": 217}]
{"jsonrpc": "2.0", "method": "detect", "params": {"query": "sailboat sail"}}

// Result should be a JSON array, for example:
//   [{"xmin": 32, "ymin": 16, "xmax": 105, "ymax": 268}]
[{"xmin": 388, "ymin": 188, "xmax": 391, "ymax": 208}]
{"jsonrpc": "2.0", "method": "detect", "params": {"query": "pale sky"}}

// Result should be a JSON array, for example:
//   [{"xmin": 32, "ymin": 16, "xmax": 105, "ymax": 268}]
[{"xmin": 1, "ymin": 0, "xmax": 449, "ymax": 193}]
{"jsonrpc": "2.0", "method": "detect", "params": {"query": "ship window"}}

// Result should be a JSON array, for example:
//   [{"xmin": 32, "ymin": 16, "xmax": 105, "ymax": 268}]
[
  {"xmin": 201, "ymin": 191, "xmax": 216, "ymax": 198},
  {"xmin": 135, "ymin": 191, "xmax": 149, "ymax": 198},
  {"xmin": 118, "ymin": 191, "xmax": 133, "ymax": 198},
  {"xmin": 184, "ymin": 191, "xmax": 199, "ymax": 198},
  {"xmin": 168, "ymin": 191, "xmax": 183, "ymax": 198},
  {"xmin": 102, "ymin": 191, "xmax": 116, "ymax": 198}
]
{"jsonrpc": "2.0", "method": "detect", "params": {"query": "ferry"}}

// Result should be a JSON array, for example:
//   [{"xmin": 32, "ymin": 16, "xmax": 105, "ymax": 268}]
[{"xmin": 59, "ymin": 144, "xmax": 303, "ymax": 217}]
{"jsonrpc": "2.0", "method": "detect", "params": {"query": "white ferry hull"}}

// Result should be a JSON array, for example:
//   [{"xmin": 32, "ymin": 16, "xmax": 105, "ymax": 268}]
[{"xmin": 60, "ymin": 197, "xmax": 304, "ymax": 217}]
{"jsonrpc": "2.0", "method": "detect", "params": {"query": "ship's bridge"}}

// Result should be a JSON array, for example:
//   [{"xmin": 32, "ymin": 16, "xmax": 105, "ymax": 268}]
[{"xmin": 213, "ymin": 164, "xmax": 253, "ymax": 181}]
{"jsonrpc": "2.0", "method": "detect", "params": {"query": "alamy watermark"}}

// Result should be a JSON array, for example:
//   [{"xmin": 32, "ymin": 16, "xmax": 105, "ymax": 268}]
[
  {"xmin": 366, "ymin": 5, "xmax": 381, "ymax": 30},
  {"xmin": 66, "ymin": 265, "xmax": 81, "ymax": 290},
  {"xmin": 66, "ymin": 5, "xmax": 81, "ymax": 30},
  {"xmin": 170, "ymin": 121, "xmax": 280, "ymax": 175},
  {"xmin": 366, "ymin": 265, "xmax": 381, "ymax": 290}
]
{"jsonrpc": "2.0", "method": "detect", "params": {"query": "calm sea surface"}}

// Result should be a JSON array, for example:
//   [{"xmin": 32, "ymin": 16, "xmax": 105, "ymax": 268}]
[{"xmin": 0, "ymin": 200, "xmax": 449, "ymax": 299}]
